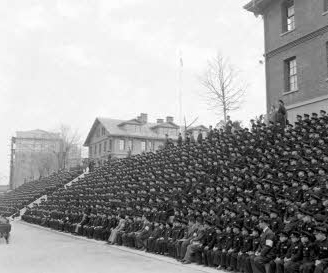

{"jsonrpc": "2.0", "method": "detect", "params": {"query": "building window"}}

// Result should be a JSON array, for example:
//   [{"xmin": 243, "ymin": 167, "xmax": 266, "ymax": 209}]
[
  {"xmin": 119, "ymin": 139, "xmax": 125, "ymax": 151},
  {"xmin": 283, "ymin": 1, "xmax": 295, "ymax": 32},
  {"xmin": 94, "ymin": 144, "xmax": 97, "ymax": 155},
  {"xmin": 325, "ymin": 0, "xmax": 328, "ymax": 12},
  {"xmin": 96, "ymin": 128, "xmax": 100, "ymax": 138},
  {"xmin": 89, "ymin": 146, "xmax": 92, "ymax": 155},
  {"xmin": 326, "ymin": 42, "xmax": 328, "ymax": 76},
  {"xmin": 285, "ymin": 57, "xmax": 298, "ymax": 92},
  {"xmin": 127, "ymin": 139, "xmax": 133, "ymax": 151},
  {"xmin": 109, "ymin": 139, "xmax": 112, "ymax": 151},
  {"xmin": 99, "ymin": 143, "xmax": 102, "ymax": 154},
  {"xmin": 104, "ymin": 141, "xmax": 107, "ymax": 152},
  {"xmin": 148, "ymin": 141, "xmax": 153, "ymax": 151},
  {"xmin": 141, "ymin": 141, "xmax": 146, "ymax": 151},
  {"xmin": 101, "ymin": 127, "xmax": 106, "ymax": 136}
]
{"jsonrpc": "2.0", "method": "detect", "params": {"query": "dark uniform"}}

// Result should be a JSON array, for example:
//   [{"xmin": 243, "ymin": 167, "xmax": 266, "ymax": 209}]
[
  {"xmin": 284, "ymin": 233, "xmax": 303, "ymax": 273},
  {"xmin": 251, "ymin": 223, "xmax": 276, "ymax": 273}
]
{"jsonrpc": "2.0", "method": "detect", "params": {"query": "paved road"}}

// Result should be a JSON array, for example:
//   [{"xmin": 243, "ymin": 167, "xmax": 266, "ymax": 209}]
[{"xmin": 0, "ymin": 221, "xmax": 218, "ymax": 273}]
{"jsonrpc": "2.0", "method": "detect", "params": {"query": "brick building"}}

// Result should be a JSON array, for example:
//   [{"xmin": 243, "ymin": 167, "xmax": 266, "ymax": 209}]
[
  {"xmin": 84, "ymin": 113, "xmax": 182, "ymax": 164},
  {"xmin": 245, "ymin": 0, "xmax": 328, "ymax": 123}
]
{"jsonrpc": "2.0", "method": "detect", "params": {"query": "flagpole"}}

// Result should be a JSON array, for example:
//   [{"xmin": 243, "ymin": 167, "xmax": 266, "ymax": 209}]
[{"xmin": 178, "ymin": 50, "xmax": 183, "ymax": 133}]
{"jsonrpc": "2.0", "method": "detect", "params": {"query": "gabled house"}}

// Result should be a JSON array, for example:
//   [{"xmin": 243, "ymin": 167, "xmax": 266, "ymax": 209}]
[{"xmin": 83, "ymin": 113, "xmax": 180, "ymax": 164}]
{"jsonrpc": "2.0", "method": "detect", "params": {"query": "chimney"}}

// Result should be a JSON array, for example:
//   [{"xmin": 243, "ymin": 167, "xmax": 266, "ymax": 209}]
[
  {"xmin": 140, "ymin": 113, "xmax": 148, "ymax": 123},
  {"xmin": 166, "ymin": 116, "xmax": 174, "ymax": 123},
  {"xmin": 157, "ymin": 119, "xmax": 164, "ymax": 124}
]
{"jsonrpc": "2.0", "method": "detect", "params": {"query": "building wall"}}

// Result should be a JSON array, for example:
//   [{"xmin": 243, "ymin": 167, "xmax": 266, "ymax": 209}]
[
  {"xmin": 87, "ymin": 122, "xmax": 172, "ymax": 163},
  {"xmin": 263, "ymin": 0, "xmax": 328, "ymax": 117},
  {"xmin": 88, "ymin": 134, "xmax": 167, "ymax": 163},
  {"xmin": 12, "ymin": 137, "xmax": 62, "ymax": 189},
  {"xmin": 266, "ymin": 31, "xmax": 328, "ymax": 110},
  {"xmin": 286, "ymin": 96, "xmax": 328, "ymax": 124},
  {"xmin": 264, "ymin": 0, "xmax": 328, "ymax": 52}
]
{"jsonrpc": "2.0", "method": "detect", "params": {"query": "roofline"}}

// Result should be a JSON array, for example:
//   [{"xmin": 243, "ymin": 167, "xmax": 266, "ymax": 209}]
[
  {"xmin": 243, "ymin": 0, "xmax": 273, "ymax": 15},
  {"xmin": 150, "ymin": 121, "xmax": 180, "ymax": 129},
  {"xmin": 83, "ymin": 118, "xmax": 101, "ymax": 146}
]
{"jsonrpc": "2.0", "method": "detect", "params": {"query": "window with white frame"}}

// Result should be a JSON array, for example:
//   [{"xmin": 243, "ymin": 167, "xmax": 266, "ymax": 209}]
[
  {"xmin": 283, "ymin": 1, "xmax": 295, "ymax": 32},
  {"xmin": 119, "ymin": 139, "xmax": 125, "ymax": 151},
  {"xmin": 285, "ymin": 57, "xmax": 298, "ymax": 92},
  {"xmin": 148, "ymin": 141, "xmax": 153, "ymax": 151},
  {"xmin": 127, "ymin": 139, "xmax": 133, "ymax": 151},
  {"xmin": 326, "ymin": 42, "xmax": 328, "ymax": 76},
  {"xmin": 101, "ymin": 127, "xmax": 106, "ymax": 136},
  {"xmin": 141, "ymin": 141, "xmax": 146, "ymax": 151},
  {"xmin": 104, "ymin": 141, "xmax": 107, "ymax": 152}
]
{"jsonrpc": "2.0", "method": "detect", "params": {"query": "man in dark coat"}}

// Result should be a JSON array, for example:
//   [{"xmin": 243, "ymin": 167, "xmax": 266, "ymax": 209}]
[
  {"xmin": 277, "ymin": 100, "xmax": 287, "ymax": 128},
  {"xmin": 251, "ymin": 216, "xmax": 276, "ymax": 273}
]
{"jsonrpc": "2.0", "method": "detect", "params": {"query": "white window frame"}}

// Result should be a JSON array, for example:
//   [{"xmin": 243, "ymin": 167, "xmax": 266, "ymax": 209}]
[
  {"xmin": 285, "ymin": 57, "xmax": 298, "ymax": 92},
  {"xmin": 141, "ymin": 141, "xmax": 146, "ymax": 151},
  {"xmin": 119, "ymin": 139, "xmax": 125, "ymax": 151}
]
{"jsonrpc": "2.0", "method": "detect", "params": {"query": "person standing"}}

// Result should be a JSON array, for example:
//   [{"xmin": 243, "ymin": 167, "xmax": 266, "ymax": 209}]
[
  {"xmin": 226, "ymin": 116, "xmax": 233, "ymax": 133},
  {"xmin": 197, "ymin": 130, "xmax": 203, "ymax": 144},
  {"xmin": 177, "ymin": 133, "xmax": 183, "ymax": 147},
  {"xmin": 277, "ymin": 100, "xmax": 287, "ymax": 128}
]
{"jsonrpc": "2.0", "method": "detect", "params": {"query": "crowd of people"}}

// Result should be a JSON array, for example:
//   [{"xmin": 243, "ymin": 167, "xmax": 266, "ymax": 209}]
[
  {"xmin": 14, "ymin": 108, "xmax": 328, "ymax": 273},
  {"xmin": 0, "ymin": 169, "xmax": 83, "ymax": 217}
]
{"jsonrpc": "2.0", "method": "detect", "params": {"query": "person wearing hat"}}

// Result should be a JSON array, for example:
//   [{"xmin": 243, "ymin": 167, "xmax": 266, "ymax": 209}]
[
  {"xmin": 223, "ymin": 223, "xmax": 243, "ymax": 271},
  {"xmin": 277, "ymin": 100, "xmax": 287, "ymax": 129},
  {"xmin": 270, "ymin": 208, "xmax": 284, "ymax": 234},
  {"xmin": 146, "ymin": 221, "xmax": 162, "ymax": 252},
  {"xmin": 176, "ymin": 216, "xmax": 198, "ymax": 260},
  {"xmin": 181, "ymin": 220, "xmax": 208, "ymax": 264},
  {"xmin": 218, "ymin": 225, "xmax": 234, "ymax": 270},
  {"xmin": 200, "ymin": 220, "xmax": 217, "ymax": 266},
  {"xmin": 270, "ymin": 231, "xmax": 291, "ymax": 273},
  {"xmin": 284, "ymin": 231, "xmax": 303, "ymax": 273},
  {"xmin": 251, "ymin": 216, "xmax": 276, "ymax": 273},
  {"xmin": 168, "ymin": 219, "xmax": 187, "ymax": 258},
  {"xmin": 205, "ymin": 224, "xmax": 224, "ymax": 267},
  {"xmin": 155, "ymin": 222, "xmax": 173, "ymax": 255},
  {"xmin": 207, "ymin": 223, "xmax": 226, "ymax": 267},
  {"xmin": 244, "ymin": 227, "xmax": 262, "ymax": 273},
  {"xmin": 299, "ymin": 230, "xmax": 316, "ymax": 273},
  {"xmin": 236, "ymin": 225, "xmax": 253, "ymax": 273},
  {"xmin": 134, "ymin": 215, "xmax": 152, "ymax": 250},
  {"xmin": 311, "ymin": 225, "xmax": 328, "ymax": 273}
]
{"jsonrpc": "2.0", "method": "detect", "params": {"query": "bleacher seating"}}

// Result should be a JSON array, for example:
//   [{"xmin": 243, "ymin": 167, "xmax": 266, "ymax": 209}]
[
  {"xmin": 19, "ymin": 111, "xmax": 328, "ymax": 272},
  {"xmin": 0, "ymin": 169, "xmax": 83, "ymax": 217}
]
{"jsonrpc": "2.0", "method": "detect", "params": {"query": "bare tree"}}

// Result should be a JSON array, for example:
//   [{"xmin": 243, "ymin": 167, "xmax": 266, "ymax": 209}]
[
  {"xmin": 183, "ymin": 116, "xmax": 198, "ymax": 138},
  {"xmin": 200, "ymin": 54, "xmax": 247, "ymax": 122},
  {"xmin": 30, "ymin": 152, "xmax": 57, "ymax": 179},
  {"xmin": 56, "ymin": 125, "xmax": 81, "ymax": 170}
]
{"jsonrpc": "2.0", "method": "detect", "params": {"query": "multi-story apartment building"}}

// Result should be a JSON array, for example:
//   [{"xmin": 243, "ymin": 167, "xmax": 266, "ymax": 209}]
[
  {"xmin": 9, "ymin": 129, "xmax": 81, "ymax": 189},
  {"xmin": 245, "ymin": 0, "xmax": 328, "ymax": 123}
]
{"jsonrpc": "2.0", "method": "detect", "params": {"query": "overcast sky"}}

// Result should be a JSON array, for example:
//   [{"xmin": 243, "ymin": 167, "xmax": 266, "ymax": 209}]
[{"xmin": 0, "ymin": 0, "xmax": 265, "ymax": 184}]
